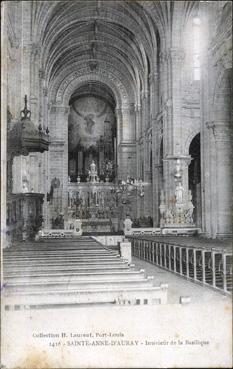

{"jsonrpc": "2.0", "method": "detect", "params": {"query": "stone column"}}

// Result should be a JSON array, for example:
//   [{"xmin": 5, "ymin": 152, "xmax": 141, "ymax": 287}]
[
  {"xmin": 48, "ymin": 105, "xmax": 70, "ymax": 225},
  {"xmin": 143, "ymin": 134, "xmax": 152, "ymax": 217},
  {"xmin": 135, "ymin": 105, "xmax": 142, "ymax": 218},
  {"xmin": 152, "ymin": 113, "xmax": 163, "ymax": 226},
  {"xmin": 151, "ymin": 69, "xmax": 160, "ymax": 226},
  {"xmin": 208, "ymin": 123, "xmax": 233, "ymax": 237},
  {"xmin": 115, "ymin": 105, "xmax": 136, "ymax": 180},
  {"xmin": 30, "ymin": 45, "xmax": 41, "ymax": 124},
  {"xmin": 41, "ymin": 87, "xmax": 50, "ymax": 227},
  {"xmin": 115, "ymin": 107, "xmax": 123, "ymax": 179},
  {"xmin": 161, "ymin": 48, "xmax": 188, "ymax": 212},
  {"xmin": 20, "ymin": 1, "xmax": 32, "ymax": 103}
]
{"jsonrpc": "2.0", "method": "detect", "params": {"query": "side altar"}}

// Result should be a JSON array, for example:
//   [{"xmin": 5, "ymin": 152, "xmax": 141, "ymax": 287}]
[{"xmin": 67, "ymin": 161, "xmax": 119, "ymax": 234}]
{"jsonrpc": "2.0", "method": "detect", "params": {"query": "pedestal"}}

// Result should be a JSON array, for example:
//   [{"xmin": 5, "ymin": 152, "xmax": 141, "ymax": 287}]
[{"xmin": 120, "ymin": 240, "xmax": 132, "ymax": 264}]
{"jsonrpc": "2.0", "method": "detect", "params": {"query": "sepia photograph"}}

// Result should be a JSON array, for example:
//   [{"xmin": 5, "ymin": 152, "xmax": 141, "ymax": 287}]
[{"xmin": 1, "ymin": 1, "xmax": 232, "ymax": 368}]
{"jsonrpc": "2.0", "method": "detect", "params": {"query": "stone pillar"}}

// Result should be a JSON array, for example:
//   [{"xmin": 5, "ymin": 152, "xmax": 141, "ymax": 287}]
[
  {"xmin": 160, "ymin": 48, "xmax": 188, "ymax": 212},
  {"xmin": 20, "ymin": 1, "xmax": 32, "ymax": 103},
  {"xmin": 48, "ymin": 105, "xmax": 70, "ymax": 225},
  {"xmin": 151, "ymin": 68, "xmax": 160, "ymax": 226},
  {"xmin": 143, "ymin": 135, "xmax": 152, "ymax": 217},
  {"xmin": 152, "ymin": 113, "xmax": 163, "ymax": 226},
  {"xmin": 115, "ymin": 107, "xmax": 123, "ymax": 179},
  {"xmin": 115, "ymin": 105, "xmax": 136, "ymax": 181},
  {"xmin": 30, "ymin": 45, "xmax": 41, "ymax": 124},
  {"xmin": 135, "ymin": 105, "xmax": 142, "ymax": 218},
  {"xmin": 208, "ymin": 123, "xmax": 233, "ymax": 237}
]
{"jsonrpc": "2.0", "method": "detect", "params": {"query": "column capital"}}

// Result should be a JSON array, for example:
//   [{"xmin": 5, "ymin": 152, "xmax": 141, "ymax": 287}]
[
  {"xmin": 39, "ymin": 68, "xmax": 45, "ymax": 79},
  {"xmin": 43, "ymin": 87, "xmax": 48, "ymax": 97},
  {"xmin": 129, "ymin": 103, "xmax": 136, "ymax": 114},
  {"xmin": 159, "ymin": 51, "xmax": 168, "ymax": 65},
  {"xmin": 164, "ymin": 155, "xmax": 192, "ymax": 164},
  {"xmin": 135, "ymin": 104, "xmax": 142, "ymax": 113},
  {"xmin": 149, "ymin": 72, "xmax": 159, "ymax": 83},
  {"xmin": 31, "ymin": 43, "xmax": 41, "ymax": 56},
  {"xmin": 50, "ymin": 105, "xmax": 70, "ymax": 115},
  {"xmin": 140, "ymin": 89, "xmax": 149, "ymax": 100},
  {"xmin": 167, "ymin": 48, "xmax": 185, "ymax": 64}
]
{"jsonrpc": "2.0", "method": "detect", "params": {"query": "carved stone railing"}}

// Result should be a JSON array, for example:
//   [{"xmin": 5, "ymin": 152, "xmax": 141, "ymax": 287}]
[
  {"xmin": 126, "ymin": 228, "xmax": 161, "ymax": 236},
  {"xmin": 124, "ymin": 226, "xmax": 200, "ymax": 237},
  {"xmin": 128, "ymin": 236, "xmax": 232, "ymax": 295},
  {"xmin": 37, "ymin": 229, "xmax": 79, "ymax": 239}
]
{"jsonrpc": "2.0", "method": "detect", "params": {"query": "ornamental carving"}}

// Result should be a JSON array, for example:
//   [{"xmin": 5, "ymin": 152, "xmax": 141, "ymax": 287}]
[
  {"xmin": 168, "ymin": 48, "xmax": 185, "ymax": 64},
  {"xmin": 52, "ymin": 60, "xmax": 133, "ymax": 104},
  {"xmin": 55, "ymin": 69, "xmax": 129, "ymax": 107}
]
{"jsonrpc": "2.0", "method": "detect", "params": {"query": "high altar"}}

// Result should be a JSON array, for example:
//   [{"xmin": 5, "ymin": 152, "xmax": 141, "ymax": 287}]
[{"xmin": 67, "ymin": 161, "xmax": 119, "ymax": 234}]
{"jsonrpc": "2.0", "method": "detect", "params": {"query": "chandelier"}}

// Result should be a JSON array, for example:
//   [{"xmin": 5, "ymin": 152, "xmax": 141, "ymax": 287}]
[{"xmin": 115, "ymin": 176, "xmax": 146, "ymax": 199}]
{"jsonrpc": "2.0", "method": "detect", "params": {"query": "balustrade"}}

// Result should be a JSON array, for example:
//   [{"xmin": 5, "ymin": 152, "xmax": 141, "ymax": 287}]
[{"xmin": 130, "ymin": 236, "xmax": 232, "ymax": 295}]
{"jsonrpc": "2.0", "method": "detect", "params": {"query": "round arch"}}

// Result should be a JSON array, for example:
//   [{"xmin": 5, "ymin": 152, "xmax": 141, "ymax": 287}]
[
  {"xmin": 188, "ymin": 133, "xmax": 201, "ymax": 227},
  {"xmin": 184, "ymin": 128, "xmax": 201, "ymax": 155},
  {"xmin": 51, "ymin": 70, "xmax": 131, "ymax": 109}
]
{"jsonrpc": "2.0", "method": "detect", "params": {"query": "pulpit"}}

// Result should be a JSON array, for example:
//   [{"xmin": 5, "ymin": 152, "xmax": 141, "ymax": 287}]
[
  {"xmin": 6, "ymin": 96, "xmax": 49, "ymax": 243},
  {"xmin": 7, "ymin": 192, "xmax": 44, "ymax": 241}
]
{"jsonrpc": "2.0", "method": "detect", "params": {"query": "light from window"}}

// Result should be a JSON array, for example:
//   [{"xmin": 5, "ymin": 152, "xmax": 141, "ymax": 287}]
[
  {"xmin": 193, "ymin": 17, "xmax": 201, "ymax": 81},
  {"xmin": 193, "ymin": 17, "xmax": 201, "ymax": 26}
]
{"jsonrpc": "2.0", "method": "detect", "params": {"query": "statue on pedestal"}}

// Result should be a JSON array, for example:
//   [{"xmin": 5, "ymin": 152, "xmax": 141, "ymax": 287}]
[
  {"xmin": 124, "ymin": 217, "xmax": 133, "ymax": 236},
  {"xmin": 175, "ymin": 182, "xmax": 184, "ymax": 204},
  {"xmin": 185, "ymin": 190, "xmax": 194, "ymax": 224},
  {"xmin": 88, "ymin": 160, "xmax": 98, "ymax": 183}
]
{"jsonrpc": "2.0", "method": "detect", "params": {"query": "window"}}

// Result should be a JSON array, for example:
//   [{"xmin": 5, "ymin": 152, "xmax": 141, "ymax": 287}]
[{"xmin": 193, "ymin": 17, "xmax": 201, "ymax": 81}]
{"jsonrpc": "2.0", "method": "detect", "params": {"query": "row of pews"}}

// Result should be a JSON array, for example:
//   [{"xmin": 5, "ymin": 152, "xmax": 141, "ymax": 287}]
[
  {"xmin": 130, "ymin": 236, "xmax": 232, "ymax": 294},
  {"xmin": 2, "ymin": 237, "xmax": 168, "ymax": 310}
]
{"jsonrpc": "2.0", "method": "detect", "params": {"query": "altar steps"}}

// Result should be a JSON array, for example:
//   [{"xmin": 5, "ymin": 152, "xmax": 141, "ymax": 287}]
[{"xmin": 3, "ymin": 237, "xmax": 168, "ymax": 308}]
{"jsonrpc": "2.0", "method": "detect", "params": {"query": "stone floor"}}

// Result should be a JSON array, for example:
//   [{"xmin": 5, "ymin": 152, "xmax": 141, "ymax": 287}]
[{"xmin": 132, "ymin": 257, "xmax": 231, "ymax": 304}]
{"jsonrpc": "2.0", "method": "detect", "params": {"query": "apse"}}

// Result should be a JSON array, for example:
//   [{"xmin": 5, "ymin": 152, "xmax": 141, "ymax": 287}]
[{"xmin": 68, "ymin": 83, "xmax": 117, "ymax": 182}]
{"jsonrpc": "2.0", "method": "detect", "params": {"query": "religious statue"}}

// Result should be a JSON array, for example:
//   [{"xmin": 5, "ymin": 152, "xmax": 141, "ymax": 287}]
[
  {"xmin": 88, "ymin": 160, "xmax": 98, "ymax": 183},
  {"xmin": 22, "ymin": 177, "xmax": 29, "ymax": 193},
  {"xmin": 185, "ymin": 208, "xmax": 194, "ymax": 224},
  {"xmin": 175, "ymin": 182, "xmax": 184, "ymax": 204},
  {"xmin": 165, "ymin": 208, "xmax": 173, "ymax": 224},
  {"xmin": 90, "ymin": 160, "xmax": 97, "ymax": 174},
  {"xmin": 124, "ymin": 217, "xmax": 133, "ymax": 235},
  {"xmin": 84, "ymin": 114, "xmax": 95, "ymax": 134}
]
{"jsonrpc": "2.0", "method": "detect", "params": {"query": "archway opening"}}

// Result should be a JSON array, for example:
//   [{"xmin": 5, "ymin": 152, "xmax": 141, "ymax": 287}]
[
  {"xmin": 68, "ymin": 82, "xmax": 117, "ymax": 183},
  {"xmin": 188, "ymin": 133, "xmax": 201, "ymax": 226}
]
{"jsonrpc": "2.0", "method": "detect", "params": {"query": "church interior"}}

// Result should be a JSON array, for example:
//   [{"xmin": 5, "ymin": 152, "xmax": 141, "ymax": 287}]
[{"xmin": 1, "ymin": 0, "xmax": 232, "ymax": 320}]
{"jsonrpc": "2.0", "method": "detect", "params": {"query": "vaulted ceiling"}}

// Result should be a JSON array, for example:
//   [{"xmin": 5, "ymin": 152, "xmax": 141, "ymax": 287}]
[{"xmin": 31, "ymin": 1, "xmax": 197, "ymax": 107}]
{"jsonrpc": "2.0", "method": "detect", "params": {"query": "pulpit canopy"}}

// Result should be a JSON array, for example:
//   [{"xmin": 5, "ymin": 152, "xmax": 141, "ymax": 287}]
[{"xmin": 8, "ymin": 95, "xmax": 50, "ymax": 157}]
